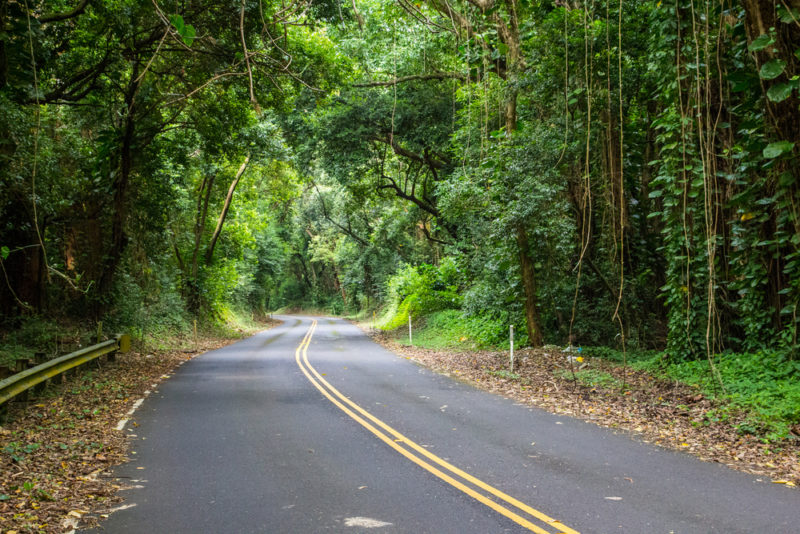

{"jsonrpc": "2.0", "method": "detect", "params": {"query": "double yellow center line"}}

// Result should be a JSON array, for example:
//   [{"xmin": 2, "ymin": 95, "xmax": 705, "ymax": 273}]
[{"xmin": 294, "ymin": 320, "xmax": 579, "ymax": 534}]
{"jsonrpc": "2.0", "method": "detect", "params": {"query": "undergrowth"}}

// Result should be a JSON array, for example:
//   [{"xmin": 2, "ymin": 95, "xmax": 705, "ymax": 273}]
[
  {"xmin": 555, "ymin": 367, "xmax": 625, "ymax": 390},
  {"xmin": 631, "ymin": 351, "xmax": 800, "ymax": 442},
  {"xmin": 571, "ymin": 348, "xmax": 800, "ymax": 442},
  {"xmin": 0, "ymin": 317, "xmax": 99, "ymax": 368},
  {"xmin": 391, "ymin": 310, "xmax": 526, "ymax": 350},
  {"xmin": 0, "ymin": 308, "xmax": 264, "ymax": 371}
]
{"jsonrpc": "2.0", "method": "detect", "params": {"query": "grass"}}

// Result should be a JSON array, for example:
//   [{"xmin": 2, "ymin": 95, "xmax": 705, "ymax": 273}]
[
  {"xmin": 486, "ymin": 369, "xmax": 521, "ymax": 380},
  {"xmin": 391, "ymin": 309, "xmax": 521, "ymax": 350},
  {"xmin": 578, "ymin": 347, "xmax": 800, "ymax": 442}
]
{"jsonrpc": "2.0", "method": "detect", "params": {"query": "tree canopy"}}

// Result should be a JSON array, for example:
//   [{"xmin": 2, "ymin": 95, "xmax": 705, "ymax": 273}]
[{"xmin": 2, "ymin": 0, "xmax": 800, "ymax": 365}]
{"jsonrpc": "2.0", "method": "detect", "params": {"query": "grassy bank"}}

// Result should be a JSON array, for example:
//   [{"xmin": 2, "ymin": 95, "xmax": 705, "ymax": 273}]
[{"xmin": 380, "ymin": 310, "xmax": 800, "ymax": 443}]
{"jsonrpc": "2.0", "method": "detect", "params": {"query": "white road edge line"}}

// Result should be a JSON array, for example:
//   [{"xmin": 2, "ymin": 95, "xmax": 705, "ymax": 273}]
[{"xmin": 116, "ymin": 397, "xmax": 147, "ymax": 430}]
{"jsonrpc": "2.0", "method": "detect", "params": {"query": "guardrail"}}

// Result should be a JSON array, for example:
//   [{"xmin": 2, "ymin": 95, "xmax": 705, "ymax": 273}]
[{"xmin": 0, "ymin": 334, "xmax": 131, "ymax": 416}]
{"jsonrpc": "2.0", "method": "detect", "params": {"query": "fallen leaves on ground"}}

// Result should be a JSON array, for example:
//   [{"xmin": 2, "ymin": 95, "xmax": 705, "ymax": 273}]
[
  {"xmin": 365, "ymin": 328, "xmax": 800, "ymax": 488},
  {"xmin": 0, "ymin": 322, "xmax": 278, "ymax": 534}
]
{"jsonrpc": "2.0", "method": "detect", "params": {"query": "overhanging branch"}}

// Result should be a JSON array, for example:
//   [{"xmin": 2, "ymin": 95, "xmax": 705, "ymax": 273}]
[
  {"xmin": 39, "ymin": 0, "xmax": 91, "ymax": 23},
  {"xmin": 354, "ymin": 72, "xmax": 465, "ymax": 87},
  {"xmin": 311, "ymin": 181, "xmax": 369, "ymax": 246}
]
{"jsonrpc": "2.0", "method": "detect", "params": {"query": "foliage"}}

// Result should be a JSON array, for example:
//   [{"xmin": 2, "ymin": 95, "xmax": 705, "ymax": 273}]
[
  {"xmin": 0, "ymin": 0, "xmax": 337, "ymax": 333},
  {"xmin": 380, "ymin": 260, "xmax": 462, "ymax": 330},
  {"xmin": 2, "ymin": 0, "xmax": 800, "ymax": 439},
  {"xmin": 634, "ymin": 351, "xmax": 800, "ymax": 441},
  {"xmin": 395, "ymin": 309, "xmax": 527, "ymax": 350}
]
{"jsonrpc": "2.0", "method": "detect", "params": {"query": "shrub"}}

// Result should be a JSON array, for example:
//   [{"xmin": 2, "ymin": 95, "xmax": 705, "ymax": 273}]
[{"xmin": 380, "ymin": 260, "xmax": 463, "ymax": 330}]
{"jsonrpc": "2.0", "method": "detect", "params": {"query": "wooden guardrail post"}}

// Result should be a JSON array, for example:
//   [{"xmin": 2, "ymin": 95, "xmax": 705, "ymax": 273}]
[{"xmin": 109, "ymin": 334, "xmax": 130, "ymax": 362}]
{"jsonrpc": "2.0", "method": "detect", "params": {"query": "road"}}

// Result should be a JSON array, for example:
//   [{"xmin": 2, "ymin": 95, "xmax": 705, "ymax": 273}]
[{"xmin": 86, "ymin": 316, "xmax": 799, "ymax": 533}]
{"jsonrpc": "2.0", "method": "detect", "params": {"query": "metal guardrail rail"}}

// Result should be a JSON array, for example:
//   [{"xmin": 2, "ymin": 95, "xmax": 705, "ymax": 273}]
[{"xmin": 0, "ymin": 334, "xmax": 131, "ymax": 409}]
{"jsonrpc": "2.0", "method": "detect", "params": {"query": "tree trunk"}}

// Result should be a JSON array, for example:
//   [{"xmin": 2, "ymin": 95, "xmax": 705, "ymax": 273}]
[
  {"xmin": 332, "ymin": 264, "xmax": 347, "ymax": 305},
  {"xmin": 205, "ymin": 154, "xmax": 250, "ymax": 265},
  {"xmin": 516, "ymin": 226, "xmax": 544, "ymax": 346},
  {"xmin": 741, "ymin": 0, "xmax": 800, "ymax": 330},
  {"xmin": 500, "ymin": 3, "xmax": 543, "ymax": 346},
  {"xmin": 184, "ymin": 173, "xmax": 216, "ymax": 312},
  {"xmin": 0, "ymin": 211, "xmax": 45, "ymax": 318},
  {"xmin": 192, "ymin": 174, "xmax": 214, "ymax": 280},
  {"xmin": 96, "ymin": 64, "xmax": 140, "ymax": 308}
]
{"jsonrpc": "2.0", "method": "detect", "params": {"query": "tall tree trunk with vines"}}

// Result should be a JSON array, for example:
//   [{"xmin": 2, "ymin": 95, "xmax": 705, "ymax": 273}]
[
  {"xmin": 501, "ymin": 0, "xmax": 544, "ymax": 346},
  {"xmin": 741, "ymin": 0, "xmax": 800, "ymax": 333}
]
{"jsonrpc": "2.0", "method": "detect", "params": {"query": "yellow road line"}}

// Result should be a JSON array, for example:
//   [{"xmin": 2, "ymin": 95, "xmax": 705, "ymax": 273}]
[{"xmin": 294, "ymin": 320, "xmax": 579, "ymax": 534}]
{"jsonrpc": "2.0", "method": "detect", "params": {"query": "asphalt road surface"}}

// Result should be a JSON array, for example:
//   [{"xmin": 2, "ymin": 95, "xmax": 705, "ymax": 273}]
[{"xmin": 85, "ymin": 316, "xmax": 799, "ymax": 533}]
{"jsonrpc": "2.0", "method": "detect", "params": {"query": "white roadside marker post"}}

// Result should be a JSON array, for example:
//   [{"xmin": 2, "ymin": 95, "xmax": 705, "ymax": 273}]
[
  {"xmin": 510, "ymin": 325, "xmax": 515, "ymax": 373},
  {"xmin": 409, "ymin": 315, "xmax": 413, "ymax": 346}
]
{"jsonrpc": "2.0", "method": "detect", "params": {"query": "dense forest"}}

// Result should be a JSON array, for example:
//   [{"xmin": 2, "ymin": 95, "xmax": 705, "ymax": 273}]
[{"xmin": 2, "ymin": 0, "xmax": 799, "ymax": 366}]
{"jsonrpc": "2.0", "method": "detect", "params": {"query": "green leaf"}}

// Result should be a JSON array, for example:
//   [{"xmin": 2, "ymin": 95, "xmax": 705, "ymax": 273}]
[
  {"xmin": 748, "ymin": 34, "xmax": 772, "ymax": 52},
  {"xmin": 760, "ymin": 59, "xmax": 787, "ymax": 80},
  {"xmin": 169, "ymin": 14, "xmax": 184, "ymax": 31},
  {"xmin": 496, "ymin": 42, "xmax": 509, "ymax": 55},
  {"xmin": 763, "ymin": 141, "xmax": 794, "ymax": 159},
  {"xmin": 0, "ymin": 246, "xmax": 8, "ymax": 259},
  {"xmin": 728, "ymin": 70, "xmax": 757, "ymax": 92},
  {"xmin": 767, "ymin": 82, "xmax": 794, "ymax": 102},
  {"xmin": 181, "ymin": 24, "xmax": 196, "ymax": 47},
  {"xmin": 780, "ymin": 7, "xmax": 800, "ymax": 23}
]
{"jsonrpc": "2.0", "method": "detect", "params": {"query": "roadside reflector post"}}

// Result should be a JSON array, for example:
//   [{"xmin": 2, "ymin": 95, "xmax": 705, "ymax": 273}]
[
  {"xmin": 510, "ymin": 325, "xmax": 515, "ymax": 373},
  {"xmin": 408, "ymin": 314, "xmax": 413, "ymax": 346}
]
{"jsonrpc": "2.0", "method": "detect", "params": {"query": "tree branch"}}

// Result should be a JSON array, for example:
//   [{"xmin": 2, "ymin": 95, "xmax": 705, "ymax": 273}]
[
  {"xmin": 420, "ymin": 222, "xmax": 452, "ymax": 246},
  {"xmin": 311, "ymin": 181, "xmax": 369, "ymax": 246},
  {"xmin": 205, "ymin": 155, "xmax": 250, "ymax": 264},
  {"xmin": 39, "ymin": 0, "xmax": 91, "ymax": 23},
  {"xmin": 240, "ymin": 0, "xmax": 257, "ymax": 107},
  {"xmin": 354, "ymin": 71, "xmax": 465, "ymax": 87},
  {"xmin": 378, "ymin": 134, "xmax": 448, "ymax": 170},
  {"xmin": 378, "ymin": 178, "xmax": 440, "ymax": 217}
]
